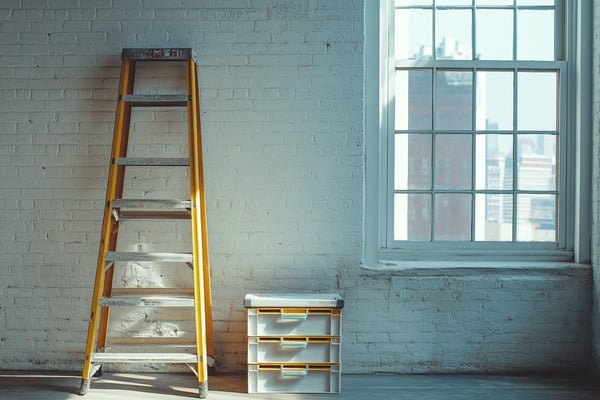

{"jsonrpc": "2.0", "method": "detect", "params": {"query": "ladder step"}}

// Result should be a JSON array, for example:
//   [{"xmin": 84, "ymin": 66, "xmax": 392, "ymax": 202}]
[
  {"xmin": 118, "ymin": 210, "xmax": 191, "ymax": 220},
  {"xmin": 105, "ymin": 251, "xmax": 193, "ymax": 263},
  {"xmin": 122, "ymin": 94, "xmax": 190, "ymax": 107},
  {"xmin": 113, "ymin": 199, "xmax": 192, "ymax": 209},
  {"xmin": 100, "ymin": 295, "xmax": 194, "ymax": 307},
  {"xmin": 91, "ymin": 352, "xmax": 198, "ymax": 363},
  {"xmin": 115, "ymin": 157, "xmax": 189, "ymax": 166},
  {"xmin": 122, "ymin": 48, "xmax": 193, "ymax": 61},
  {"xmin": 112, "ymin": 199, "xmax": 192, "ymax": 220},
  {"xmin": 111, "ymin": 287, "xmax": 194, "ymax": 295},
  {"xmin": 109, "ymin": 337, "xmax": 196, "ymax": 346}
]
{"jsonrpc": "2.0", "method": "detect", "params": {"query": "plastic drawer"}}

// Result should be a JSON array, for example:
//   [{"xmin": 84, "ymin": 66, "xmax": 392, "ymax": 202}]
[
  {"xmin": 248, "ymin": 364, "xmax": 341, "ymax": 393},
  {"xmin": 247, "ymin": 308, "xmax": 342, "ymax": 336},
  {"xmin": 248, "ymin": 336, "xmax": 341, "ymax": 364}
]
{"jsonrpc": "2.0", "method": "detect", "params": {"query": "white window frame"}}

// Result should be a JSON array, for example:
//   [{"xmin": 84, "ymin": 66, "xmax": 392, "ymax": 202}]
[{"xmin": 364, "ymin": 0, "xmax": 591, "ymax": 265}]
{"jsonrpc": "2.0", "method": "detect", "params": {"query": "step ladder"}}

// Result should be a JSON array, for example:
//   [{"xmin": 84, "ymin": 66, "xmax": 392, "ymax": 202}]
[{"xmin": 79, "ymin": 48, "xmax": 214, "ymax": 398}]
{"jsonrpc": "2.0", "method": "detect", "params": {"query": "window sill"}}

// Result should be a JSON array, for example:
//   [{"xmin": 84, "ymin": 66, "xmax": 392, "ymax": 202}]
[{"xmin": 360, "ymin": 261, "xmax": 591, "ymax": 276}]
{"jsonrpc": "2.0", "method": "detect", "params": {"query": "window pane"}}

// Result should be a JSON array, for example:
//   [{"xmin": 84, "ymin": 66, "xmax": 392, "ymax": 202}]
[
  {"xmin": 476, "ymin": 71, "xmax": 513, "ymax": 130},
  {"xmin": 516, "ymin": 194, "xmax": 556, "ymax": 242},
  {"xmin": 395, "ymin": 9, "xmax": 433, "ymax": 60},
  {"xmin": 476, "ymin": 10, "xmax": 513, "ymax": 60},
  {"xmin": 476, "ymin": 0, "xmax": 513, "ymax": 5},
  {"xmin": 435, "ymin": 193, "xmax": 472, "ymax": 240},
  {"xmin": 436, "ymin": 10, "xmax": 472, "ymax": 60},
  {"xmin": 517, "ymin": 0, "xmax": 554, "ymax": 5},
  {"xmin": 517, "ymin": 9, "xmax": 555, "ymax": 60},
  {"xmin": 396, "ymin": 0, "xmax": 433, "ymax": 5},
  {"xmin": 436, "ymin": 0, "xmax": 472, "ymax": 5},
  {"xmin": 475, "ymin": 134, "xmax": 513, "ymax": 190},
  {"xmin": 435, "ymin": 70, "xmax": 473, "ymax": 130},
  {"xmin": 517, "ymin": 71, "xmax": 557, "ymax": 131},
  {"xmin": 395, "ymin": 134, "xmax": 432, "ymax": 190},
  {"xmin": 396, "ymin": 69, "xmax": 433, "ymax": 130},
  {"xmin": 435, "ymin": 134, "xmax": 472, "ymax": 190},
  {"xmin": 517, "ymin": 134, "xmax": 556, "ymax": 190},
  {"xmin": 395, "ymin": 193, "xmax": 431, "ymax": 241},
  {"xmin": 475, "ymin": 193, "xmax": 513, "ymax": 241}
]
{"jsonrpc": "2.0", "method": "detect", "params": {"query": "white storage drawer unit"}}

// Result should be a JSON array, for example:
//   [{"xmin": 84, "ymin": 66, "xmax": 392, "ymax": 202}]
[{"xmin": 245, "ymin": 293, "xmax": 343, "ymax": 394}]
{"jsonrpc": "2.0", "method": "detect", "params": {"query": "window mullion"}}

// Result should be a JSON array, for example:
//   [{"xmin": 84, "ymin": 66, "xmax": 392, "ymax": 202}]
[
  {"xmin": 558, "ymin": 63, "xmax": 568, "ymax": 248},
  {"xmin": 512, "ymin": 2, "xmax": 517, "ymax": 61},
  {"xmin": 385, "ymin": 0, "xmax": 395, "ymax": 249},
  {"xmin": 471, "ymin": 3, "xmax": 477, "ymax": 243},
  {"xmin": 431, "ymin": 67, "xmax": 437, "ymax": 241},
  {"xmin": 555, "ymin": 0, "xmax": 564, "ymax": 60},
  {"xmin": 471, "ymin": 2, "xmax": 476, "ymax": 60},
  {"xmin": 432, "ymin": 1, "xmax": 437, "ymax": 59},
  {"xmin": 512, "ymin": 68, "xmax": 518, "ymax": 242},
  {"xmin": 471, "ymin": 68, "xmax": 477, "ymax": 241}
]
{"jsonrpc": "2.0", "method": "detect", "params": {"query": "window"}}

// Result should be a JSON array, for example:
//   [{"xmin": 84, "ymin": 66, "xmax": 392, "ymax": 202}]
[{"xmin": 364, "ymin": 0, "xmax": 591, "ymax": 263}]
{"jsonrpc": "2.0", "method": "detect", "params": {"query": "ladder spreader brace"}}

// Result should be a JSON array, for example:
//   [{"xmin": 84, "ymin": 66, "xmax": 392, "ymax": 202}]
[{"xmin": 79, "ymin": 48, "xmax": 214, "ymax": 398}]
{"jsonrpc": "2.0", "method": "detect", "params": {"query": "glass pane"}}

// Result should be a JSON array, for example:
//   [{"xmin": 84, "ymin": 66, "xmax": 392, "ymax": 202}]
[
  {"xmin": 434, "ymin": 193, "xmax": 472, "ymax": 241},
  {"xmin": 517, "ymin": 71, "xmax": 557, "ymax": 131},
  {"xmin": 395, "ymin": 193, "xmax": 431, "ymax": 241},
  {"xmin": 476, "ymin": 10, "xmax": 513, "ymax": 60},
  {"xmin": 517, "ymin": 0, "xmax": 554, "ymax": 5},
  {"xmin": 395, "ymin": 134, "xmax": 432, "ymax": 190},
  {"xmin": 516, "ymin": 194, "xmax": 556, "ymax": 242},
  {"xmin": 476, "ymin": 71, "xmax": 513, "ymax": 130},
  {"xmin": 436, "ymin": 10, "xmax": 472, "ymax": 60},
  {"xmin": 475, "ymin": 193, "xmax": 513, "ymax": 241},
  {"xmin": 395, "ymin": 9, "xmax": 433, "ymax": 60},
  {"xmin": 517, "ymin": 9, "xmax": 555, "ymax": 60},
  {"xmin": 435, "ymin": 134, "xmax": 472, "ymax": 190},
  {"xmin": 436, "ymin": 0, "xmax": 472, "ymax": 5},
  {"xmin": 476, "ymin": 0, "xmax": 513, "ymax": 5},
  {"xmin": 517, "ymin": 134, "xmax": 556, "ymax": 190},
  {"xmin": 475, "ymin": 134, "xmax": 513, "ymax": 190},
  {"xmin": 396, "ymin": 0, "xmax": 433, "ymax": 5},
  {"xmin": 395, "ymin": 69, "xmax": 433, "ymax": 130},
  {"xmin": 435, "ymin": 70, "xmax": 473, "ymax": 130}
]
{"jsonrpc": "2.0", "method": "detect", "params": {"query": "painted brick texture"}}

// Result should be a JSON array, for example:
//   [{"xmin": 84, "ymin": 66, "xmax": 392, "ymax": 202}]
[
  {"xmin": 0, "ymin": 0, "xmax": 595, "ymax": 376},
  {"xmin": 344, "ymin": 266, "xmax": 592, "ymax": 373}
]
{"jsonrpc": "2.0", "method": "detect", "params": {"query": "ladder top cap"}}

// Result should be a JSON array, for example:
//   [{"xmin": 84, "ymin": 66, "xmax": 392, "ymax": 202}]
[{"xmin": 122, "ymin": 48, "xmax": 194, "ymax": 61}]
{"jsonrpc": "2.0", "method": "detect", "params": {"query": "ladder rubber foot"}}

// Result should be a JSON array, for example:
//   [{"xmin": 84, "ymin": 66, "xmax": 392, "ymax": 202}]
[
  {"xmin": 79, "ymin": 379, "xmax": 90, "ymax": 395},
  {"xmin": 198, "ymin": 381, "xmax": 208, "ymax": 398}
]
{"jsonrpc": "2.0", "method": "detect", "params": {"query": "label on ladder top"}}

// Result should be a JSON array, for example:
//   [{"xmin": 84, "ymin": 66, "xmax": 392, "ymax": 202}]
[{"xmin": 122, "ymin": 48, "xmax": 193, "ymax": 61}]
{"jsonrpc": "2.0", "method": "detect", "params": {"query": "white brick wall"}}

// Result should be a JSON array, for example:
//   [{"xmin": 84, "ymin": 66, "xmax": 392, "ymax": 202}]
[
  {"xmin": 345, "ymin": 265, "xmax": 592, "ymax": 373},
  {"xmin": 0, "ymin": 0, "xmax": 595, "ymax": 376}
]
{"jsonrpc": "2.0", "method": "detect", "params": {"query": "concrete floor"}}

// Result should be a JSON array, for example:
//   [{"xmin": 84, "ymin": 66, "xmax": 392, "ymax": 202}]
[{"xmin": 0, "ymin": 372, "xmax": 598, "ymax": 400}]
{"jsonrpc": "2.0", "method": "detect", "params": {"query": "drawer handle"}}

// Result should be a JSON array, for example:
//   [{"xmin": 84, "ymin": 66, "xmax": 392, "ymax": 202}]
[
  {"xmin": 280, "ymin": 338, "xmax": 309, "ymax": 348},
  {"xmin": 280, "ymin": 366, "xmax": 308, "ymax": 378},
  {"xmin": 280, "ymin": 312, "xmax": 308, "ymax": 320}
]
